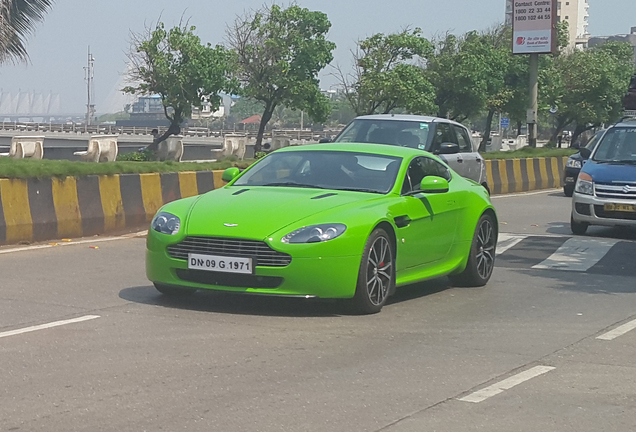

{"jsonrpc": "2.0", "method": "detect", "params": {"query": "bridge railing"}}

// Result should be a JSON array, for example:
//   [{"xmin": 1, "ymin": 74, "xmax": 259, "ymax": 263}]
[{"xmin": 0, "ymin": 122, "xmax": 340, "ymax": 141}]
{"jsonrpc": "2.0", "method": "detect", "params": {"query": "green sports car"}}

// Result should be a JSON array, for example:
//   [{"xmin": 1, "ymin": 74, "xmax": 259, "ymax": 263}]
[{"xmin": 146, "ymin": 143, "xmax": 497, "ymax": 313}]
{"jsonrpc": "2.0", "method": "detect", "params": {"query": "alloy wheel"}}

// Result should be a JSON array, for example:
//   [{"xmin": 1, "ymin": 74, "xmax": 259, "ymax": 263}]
[
  {"xmin": 475, "ymin": 219, "xmax": 495, "ymax": 280},
  {"xmin": 366, "ymin": 236, "xmax": 393, "ymax": 306}
]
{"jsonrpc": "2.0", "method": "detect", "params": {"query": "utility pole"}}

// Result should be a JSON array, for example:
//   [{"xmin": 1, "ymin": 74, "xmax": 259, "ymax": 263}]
[
  {"xmin": 84, "ymin": 47, "xmax": 95, "ymax": 126},
  {"xmin": 528, "ymin": 53, "xmax": 539, "ymax": 148}
]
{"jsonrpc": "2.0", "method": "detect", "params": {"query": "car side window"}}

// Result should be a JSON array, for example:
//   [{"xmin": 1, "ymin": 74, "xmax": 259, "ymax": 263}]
[
  {"xmin": 401, "ymin": 156, "xmax": 452, "ymax": 195},
  {"xmin": 453, "ymin": 125, "xmax": 473, "ymax": 152},
  {"xmin": 430, "ymin": 123, "xmax": 457, "ymax": 153}
]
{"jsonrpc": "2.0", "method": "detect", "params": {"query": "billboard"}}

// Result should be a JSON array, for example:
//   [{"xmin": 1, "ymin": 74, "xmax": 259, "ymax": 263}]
[{"xmin": 512, "ymin": 0, "xmax": 558, "ymax": 54}]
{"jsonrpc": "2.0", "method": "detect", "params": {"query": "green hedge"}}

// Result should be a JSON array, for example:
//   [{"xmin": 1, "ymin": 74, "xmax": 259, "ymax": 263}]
[{"xmin": 0, "ymin": 158, "xmax": 255, "ymax": 179}]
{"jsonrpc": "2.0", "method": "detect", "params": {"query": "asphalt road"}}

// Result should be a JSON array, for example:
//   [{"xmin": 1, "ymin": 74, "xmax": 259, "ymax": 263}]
[{"xmin": 1, "ymin": 188, "xmax": 636, "ymax": 431}]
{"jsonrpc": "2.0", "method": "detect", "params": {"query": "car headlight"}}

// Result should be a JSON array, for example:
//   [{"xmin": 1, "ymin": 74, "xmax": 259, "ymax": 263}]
[
  {"xmin": 574, "ymin": 172, "xmax": 594, "ymax": 195},
  {"xmin": 281, "ymin": 224, "xmax": 346, "ymax": 244},
  {"xmin": 151, "ymin": 212, "xmax": 181, "ymax": 235},
  {"xmin": 566, "ymin": 158, "xmax": 582, "ymax": 169}
]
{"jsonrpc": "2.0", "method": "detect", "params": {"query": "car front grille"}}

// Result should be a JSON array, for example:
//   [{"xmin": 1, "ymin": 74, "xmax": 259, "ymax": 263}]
[
  {"xmin": 167, "ymin": 236, "xmax": 292, "ymax": 267},
  {"xmin": 176, "ymin": 269, "xmax": 283, "ymax": 288},
  {"xmin": 595, "ymin": 183, "xmax": 636, "ymax": 200}
]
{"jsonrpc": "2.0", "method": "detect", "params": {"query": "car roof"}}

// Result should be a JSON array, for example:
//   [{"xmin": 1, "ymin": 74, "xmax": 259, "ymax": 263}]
[
  {"xmin": 276, "ymin": 142, "xmax": 431, "ymax": 158},
  {"xmin": 352, "ymin": 114, "xmax": 466, "ymax": 127},
  {"xmin": 612, "ymin": 117, "xmax": 636, "ymax": 128}
]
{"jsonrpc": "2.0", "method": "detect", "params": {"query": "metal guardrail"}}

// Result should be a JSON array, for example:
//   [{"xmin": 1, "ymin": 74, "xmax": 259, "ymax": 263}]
[{"xmin": 0, "ymin": 122, "xmax": 342, "ymax": 141}]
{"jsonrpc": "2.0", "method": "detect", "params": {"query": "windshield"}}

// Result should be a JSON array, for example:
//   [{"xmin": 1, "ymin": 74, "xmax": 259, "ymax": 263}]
[
  {"xmin": 334, "ymin": 119, "xmax": 430, "ymax": 150},
  {"xmin": 234, "ymin": 150, "xmax": 402, "ymax": 194},
  {"xmin": 584, "ymin": 130, "xmax": 604, "ymax": 150},
  {"xmin": 592, "ymin": 127, "xmax": 636, "ymax": 163}
]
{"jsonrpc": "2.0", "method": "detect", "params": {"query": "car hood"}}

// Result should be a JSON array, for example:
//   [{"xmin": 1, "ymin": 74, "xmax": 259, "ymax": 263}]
[
  {"xmin": 583, "ymin": 160, "xmax": 636, "ymax": 183},
  {"xmin": 185, "ymin": 186, "xmax": 376, "ymax": 239}
]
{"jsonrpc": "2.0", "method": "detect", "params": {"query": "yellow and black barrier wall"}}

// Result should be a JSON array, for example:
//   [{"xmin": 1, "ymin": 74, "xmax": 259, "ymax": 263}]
[
  {"xmin": 0, "ymin": 158, "xmax": 568, "ymax": 246},
  {"xmin": 485, "ymin": 156, "xmax": 568, "ymax": 195},
  {"xmin": 0, "ymin": 171, "xmax": 215, "ymax": 245}
]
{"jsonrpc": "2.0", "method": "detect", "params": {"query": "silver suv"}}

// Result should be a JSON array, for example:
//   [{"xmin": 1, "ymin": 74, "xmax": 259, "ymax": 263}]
[{"xmin": 332, "ymin": 114, "xmax": 489, "ymax": 192}]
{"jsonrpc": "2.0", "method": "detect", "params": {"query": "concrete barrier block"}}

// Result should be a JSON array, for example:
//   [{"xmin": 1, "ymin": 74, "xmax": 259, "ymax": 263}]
[{"xmin": 0, "ymin": 136, "xmax": 45, "ymax": 159}]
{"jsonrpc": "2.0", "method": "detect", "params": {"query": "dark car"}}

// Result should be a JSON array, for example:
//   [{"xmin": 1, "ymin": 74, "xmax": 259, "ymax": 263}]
[
  {"xmin": 563, "ymin": 130, "xmax": 605, "ymax": 197},
  {"xmin": 571, "ymin": 117, "xmax": 636, "ymax": 235}
]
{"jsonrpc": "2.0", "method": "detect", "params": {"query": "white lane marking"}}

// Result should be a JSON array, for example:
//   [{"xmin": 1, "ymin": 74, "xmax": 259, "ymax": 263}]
[
  {"xmin": 491, "ymin": 188, "xmax": 560, "ymax": 199},
  {"xmin": 459, "ymin": 366, "xmax": 556, "ymax": 403},
  {"xmin": 0, "ymin": 315, "xmax": 100, "ymax": 339},
  {"xmin": 0, "ymin": 231, "xmax": 147, "ymax": 255},
  {"xmin": 496, "ymin": 233, "xmax": 528, "ymax": 255},
  {"xmin": 597, "ymin": 318, "xmax": 636, "ymax": 341},
  {"xmin": 532, "ymin": 237, "xmax": 619, "ymax": 272}
]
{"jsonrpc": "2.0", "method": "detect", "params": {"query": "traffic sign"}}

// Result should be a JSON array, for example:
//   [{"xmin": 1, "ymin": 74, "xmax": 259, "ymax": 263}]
[{"xmin": 500, "ymin": 117, "xmax": 510, "ymax": 128}]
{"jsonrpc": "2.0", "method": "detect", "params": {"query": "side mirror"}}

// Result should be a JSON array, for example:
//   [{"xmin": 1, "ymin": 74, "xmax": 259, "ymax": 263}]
[
  {"xmin": 436, "ymin": 143, "xmax": 460, "ymax": 155},
  {"xmin": 579, "ymin": 147, "xmax": 592, "ymax": 160},
  {"xmin": 420, "ymin": 176, "xmax": 449, "ymax": 194},
  {"xmin": 222, "ymin": 167, "xmax": 240, "ymax": 183},
  {"xmin": 319, "ymin": 137, "xmax": 331, "ymax": 144}
]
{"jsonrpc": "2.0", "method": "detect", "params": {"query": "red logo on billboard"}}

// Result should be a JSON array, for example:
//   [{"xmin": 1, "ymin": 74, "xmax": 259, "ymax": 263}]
[{"xmin": 516, "ymin": 37, "xmax": 526, "ymax": 45}]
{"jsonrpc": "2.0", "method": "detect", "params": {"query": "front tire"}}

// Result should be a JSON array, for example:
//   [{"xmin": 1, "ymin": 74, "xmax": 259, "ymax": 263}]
[
  {"xmin": 570, "ymin": 214, "xmax": 588, "ymax": 235},
  {"xmin": 450, "ymin": 213, "xmax": 496, "ymax": 287},
  {"xmin": 154, "ymin": 283, "xmax": 196, "ymax": 296},
  {"xmin": 351, "ymin": 228, "xmax": 395, "ymax": 314}
]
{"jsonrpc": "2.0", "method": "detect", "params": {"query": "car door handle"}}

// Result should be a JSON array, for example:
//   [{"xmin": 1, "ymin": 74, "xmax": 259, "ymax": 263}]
[{"xmin": 394, "ymin": 215, "xmax": 412, "ymax": 228}]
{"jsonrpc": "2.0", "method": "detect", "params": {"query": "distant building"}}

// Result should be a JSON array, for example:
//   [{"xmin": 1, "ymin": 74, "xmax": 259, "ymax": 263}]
[
  {"xmin": 129, "ymin": 95, "xmax": 165, "ymax": 121},
  {"xmin": 588, "ymin": 27, "xmax": 636, "ymax": 66},
  {"xmin": 191, "ymin": 98, "xmax": 225, "ymax": 120},
  {"xmin": 505, "ymin": 0, "xmax": 590, "ymax": 50}
]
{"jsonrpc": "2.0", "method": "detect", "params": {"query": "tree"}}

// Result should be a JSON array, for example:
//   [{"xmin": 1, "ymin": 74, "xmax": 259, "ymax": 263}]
[
  {"xmin": 334, "ymin": 28, "xmax": 436, "ymax": 116},
  {"xmin": 227, "ymin": 4, "xmax": 336, "ymax": 152},
  {"xmin": 542, "ymin": 41, "xmax": 635, "ymax": 145},
  {"xmin": 0, "ymin": 0, "xmax": 53, "ymax": 64},
  {"xmin": 426, "ymin": 32, "xmax": 491, "ymax": 122},
  {"xmin": 124, "ymin": 22, "xmax": 238, "ymax": 151}
]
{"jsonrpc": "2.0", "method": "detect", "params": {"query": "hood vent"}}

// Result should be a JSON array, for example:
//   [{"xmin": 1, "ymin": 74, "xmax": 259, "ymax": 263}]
[
  {"xmin": 232, "ymin": 189, "xmax": 250, "ymax": 196},
  {"xmin": 311, "ymin": 193, "xmax": 338, "ymax": 200}
]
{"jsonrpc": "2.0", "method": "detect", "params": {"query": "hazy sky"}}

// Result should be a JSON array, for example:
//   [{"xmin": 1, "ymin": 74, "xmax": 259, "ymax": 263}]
[{"xmin": 0, "ymin": 0, "xmax": 633, "ymax": 114}]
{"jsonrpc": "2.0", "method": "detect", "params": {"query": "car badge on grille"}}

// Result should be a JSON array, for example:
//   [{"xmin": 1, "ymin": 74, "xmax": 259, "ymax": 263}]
[
  {"xmin": 623, "ymin": 185, "xmax": 634, "ymax": 194},
  {"xmin": 224, "ymin": 223, "xmax": 239, "ymax": 227}
]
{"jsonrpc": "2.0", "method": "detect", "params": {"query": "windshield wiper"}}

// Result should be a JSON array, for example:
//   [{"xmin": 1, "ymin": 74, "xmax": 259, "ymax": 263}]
[
  {"xmin": 262, "ymin": 182, "xmax": 326, "ymax": 189},
  {"xmin": 594, "ymin": 159, "xmax": 636, "ymax": 165}
]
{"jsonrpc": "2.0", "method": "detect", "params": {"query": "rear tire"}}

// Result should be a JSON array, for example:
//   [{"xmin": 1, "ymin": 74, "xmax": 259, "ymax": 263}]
[
  {"xmin": 351, "ymin": 228, "xmax": 395, "ymax": 314},
  {"xmin": 570, "ymin": 214, "xmax": 589, "ymax": 235},
  {"xmin": 450, "ymin": 213, "xmax": 496, "ymax": 287},
  {"xmin": 563, "ymin": 185, "xmax": 574, "ymax": 197},
  {"xmin": 154, "ymin": 283, "xmax": 196, "ymax": 296}
]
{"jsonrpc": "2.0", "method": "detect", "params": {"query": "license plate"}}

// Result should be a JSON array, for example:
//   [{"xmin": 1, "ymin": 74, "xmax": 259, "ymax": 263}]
[
  {"xmin": 565, "ymin": 177, "xmax": 575, "ymax": 183},
  {"xmin": 188, "ymin": 253, "xmax": 253, "ymax": 274},
  {"xmin": 604, "ymin": 203, "xmax": 636, "ymax": 213}
]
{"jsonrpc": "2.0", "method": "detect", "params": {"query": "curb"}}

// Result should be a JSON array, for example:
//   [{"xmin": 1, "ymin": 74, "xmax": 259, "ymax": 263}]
[
  {"xmin": 0, "ymin": 171, "xmax": 215, "ymax": 245},
  {"xmin": 485, "ymin": 156, "xmax": 567, "ymax": 195}
]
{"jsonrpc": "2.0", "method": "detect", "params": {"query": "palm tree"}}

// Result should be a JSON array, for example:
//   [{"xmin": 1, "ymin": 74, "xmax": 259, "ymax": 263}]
[{"xmin": 0, "ymin": 0, "xmax": 54, "ymax": 65}]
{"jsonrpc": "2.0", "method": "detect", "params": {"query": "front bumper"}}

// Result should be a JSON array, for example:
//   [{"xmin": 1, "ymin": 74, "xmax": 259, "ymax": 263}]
[
  {"xmin": 571, "ymin": 192, "xmax": 636, "ymax": 227},
  {"xmin": 146, "ymin": 246, "xmax": 362, "ymax": 299}
]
